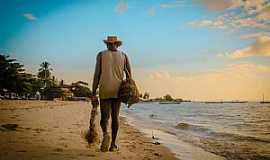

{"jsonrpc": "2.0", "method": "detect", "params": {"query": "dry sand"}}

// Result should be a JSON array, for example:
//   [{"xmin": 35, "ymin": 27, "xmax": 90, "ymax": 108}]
[{"xmin": 0, "ymin": 100, "xmax": 177, "ymax": 160}]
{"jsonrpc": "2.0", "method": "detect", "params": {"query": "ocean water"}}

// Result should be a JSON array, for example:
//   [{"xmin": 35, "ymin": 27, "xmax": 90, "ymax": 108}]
[{"xmin": 121, "ymin": 102, "xmax": 270, "ymax": 160}]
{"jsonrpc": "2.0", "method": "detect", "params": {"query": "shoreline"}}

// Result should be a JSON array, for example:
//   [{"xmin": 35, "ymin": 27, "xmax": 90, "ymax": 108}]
[
  {"xmin": 122, "ymin": 102, "xmax": 270, "ymax": 160},
  {"xmin": 0, "ymin": 100, "xmax": 177, "ymax": 160},
  {"xmin": 122, "ymin": 110, "xmax": 225, "ymax": 160}
]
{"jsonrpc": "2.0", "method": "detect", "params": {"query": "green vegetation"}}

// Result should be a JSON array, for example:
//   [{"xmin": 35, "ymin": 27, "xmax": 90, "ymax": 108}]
[
  {"xmin": 0, "ymin": 55, "xmax": 35, "ymax": 97},
  {"xmin": 43, "ymin": 85, "xmax": 64, "ymax": 100},
  {"xmin": 71, "ymin": 81, "xmax": 92, "ymax": 97},
  {"xmin": 143, "ymin": 92, "xmax": 150, "ymax": 100},
  {"xmin": 164, "ymin": 94, "xmax": 173, "ymax": 101},
  {"xmin": 0, "ymin": 54, "xmax": 91, "ymax": 100},
  {"xmin": 38, "ymin": 61, "xmax": 52, "ymax": 88},
  {"xmin": 1, "ymin": 54, "xmax": 188, "ymax": 102},
  {"xmin": 140, "ymin": 93, "xmax": 189, "ymax": 103}
]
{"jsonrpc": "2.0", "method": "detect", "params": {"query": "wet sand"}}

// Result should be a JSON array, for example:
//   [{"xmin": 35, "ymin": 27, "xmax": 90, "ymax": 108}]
[{"xmin": 0, "ymin": 100, "xmax": 177, "ymax": 160}]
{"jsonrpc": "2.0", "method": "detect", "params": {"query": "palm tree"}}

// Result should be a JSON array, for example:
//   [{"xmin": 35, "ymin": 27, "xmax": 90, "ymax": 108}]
[
  {"xmin": 38, "ymin": 61, "xmax": 52, "ymax": 87},
  {"xmin": 143, "ymin": 92, "xmax": 150, "ymax": 99},
  {"xmin": 0, "ymin": 54, "xmax": 34, "ymax": 96}
]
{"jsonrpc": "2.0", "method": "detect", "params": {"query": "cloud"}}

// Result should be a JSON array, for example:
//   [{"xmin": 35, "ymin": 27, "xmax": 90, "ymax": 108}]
[
  {"xmin": 147, "ymin": 7, "xmax": 156, "ymax": 16},
  {"xmin": 193, "ymin": 0, "xmax": 240, "ymax": 11},
  {"xmin": 243, "ymin": 0, "xmax": 266, "ymax": 14},
  {"xmin": 226, "ymin": 36, "xmax": 270, "ymax": 59},
  {"xmin": 190, "ymin": 16, "xmax": 226, "ymax": 29},
  {"xmin": 140, "ymin": 62, "xmax": 270, "ymax": 100},
  {"xmin": 190, "ymin": 0, "xmax": 270, "ymax": 31},
  {"xmin": 190, "ymin": 12, "xmax": 269, "ymax": 30},
  {"xmin": 257, "ymin": 5, "xmax": 270, "ymax": 20},
  {"xmin": 160, "ymin": 0, "xmax": 185, "ymax": 8},
  {"xmin": 149, "ymin": 63, "xmax": 270, "ymax": 82},
  {"xmin": 22, "ymin": 13, "xmax": 37, "ymax": 21},
  {"xmin": 190, "ymin": 20, "xmax": 212, "ymax": 27},
  {"xmin": 115, "ymin": 1, "xmax": 128, "ymax": 13},
  {"xmin": 234, "ymin": 17, "xmax": 267, "ymax": 28},
  {"xmin": 193, "ymin": 0, "xmax": 267, "ymax": 12},
  {"xmin": 150, "ymin": 71, "xmax": 172, "ymax": 80},
  {"xmin": 240, "ymin": 32, "xmax": 270, "ymax": 39}
]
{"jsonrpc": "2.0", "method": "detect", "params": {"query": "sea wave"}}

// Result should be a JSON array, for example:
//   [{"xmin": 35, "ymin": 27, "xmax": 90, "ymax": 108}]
[
  {"xmin": 175, "ymin": 122, "xmax": 212, "ymax": 134},
  {"xmin": 174, "ymin": 122, "xmax": 270, "ymax": 144},
  {"xmin": 122, "ymin": 102, "xmax": 270, "ymax": 160}
]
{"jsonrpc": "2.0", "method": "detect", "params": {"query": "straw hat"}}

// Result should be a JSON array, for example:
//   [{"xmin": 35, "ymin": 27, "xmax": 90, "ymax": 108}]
[{"xmin": 103, "ymin": 36, "xmax": 122, "ymax": 46}]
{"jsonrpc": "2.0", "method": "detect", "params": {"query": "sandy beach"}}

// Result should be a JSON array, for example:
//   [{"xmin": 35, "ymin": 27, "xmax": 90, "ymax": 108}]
[{"xmin": 0, "ymin": 100, "xmax": 177, "ymax": 160}]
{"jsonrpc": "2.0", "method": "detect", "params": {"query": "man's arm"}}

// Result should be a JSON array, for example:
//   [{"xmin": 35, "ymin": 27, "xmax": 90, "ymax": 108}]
[
  {"xmin": 124, "ymin": 54, "xmax": 132, "ymax": 79},
  {"xmin": 92, "ymin": 52, "xmax": 102, "ymax": 95}
]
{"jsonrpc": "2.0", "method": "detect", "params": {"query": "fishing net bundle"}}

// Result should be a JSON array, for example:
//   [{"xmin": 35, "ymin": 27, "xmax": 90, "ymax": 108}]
[{"xmin": 118, "ymin": 78, "xmax": 140, "ymax": 107}]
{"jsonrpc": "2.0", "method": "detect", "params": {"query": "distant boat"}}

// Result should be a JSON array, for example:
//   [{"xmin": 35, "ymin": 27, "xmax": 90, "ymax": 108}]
[
  {"xmin": 225, "ymin": 101, "xmax": 248, "ymax": 103},
  {"xmin": 205, "ymin": 101, "xmax": 223, "ymax": 104},
  {"xmin": 261, "ymin": 101, "xmax": 270, "ymax": 104},
  {"xmin": 205, "ymin": 101, "xmax": 248, "ymax": 104},
  {"xmin": 260, "ymin": 94, "xmax": 270, "ymax": 104},
  {"xmin": 159, "ymin": 101, "xmax": 181, "ymax": 104}
]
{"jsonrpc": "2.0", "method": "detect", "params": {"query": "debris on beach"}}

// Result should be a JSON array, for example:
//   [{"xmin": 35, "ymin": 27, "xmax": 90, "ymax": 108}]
[
  {"xmin": 175, "ymin": 122, "xmax": 190, "ymax": 129},
  {"xmin": 149, "ymin": 114, "xmax": 157, "ymax": 118},
  {"xmin": 1, "ymin": 123, "xmax": 18, "ymax": 131},
  {"xmin": 154, "ymin": 152, "xmax": 162, "ymax": 157},
  {"xmin": 151, "ymin": 130, "xmax": 161, "ymax": 145},
  {"xmin": 152, "ymin": 130, "xmax": 159, "ymax": 140},
  {"xmin": 152, "ymin": 141, "xmax": 161, "ymax": 145}
]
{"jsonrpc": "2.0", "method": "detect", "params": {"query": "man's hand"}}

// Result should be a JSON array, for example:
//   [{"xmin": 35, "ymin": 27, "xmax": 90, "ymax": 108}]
[{"xmin": 91, "ymin": 95, "xmax": 99, "ymax": 106}]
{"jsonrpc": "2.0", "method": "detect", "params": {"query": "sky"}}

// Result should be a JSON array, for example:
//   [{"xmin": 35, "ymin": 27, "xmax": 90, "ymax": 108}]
[{"xmin": 1, "ymin": 0, "xmax": 270, "ymax": 101}]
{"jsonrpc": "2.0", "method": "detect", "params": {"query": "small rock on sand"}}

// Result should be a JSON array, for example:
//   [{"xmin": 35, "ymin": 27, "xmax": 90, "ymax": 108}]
[{"xmin": 1, "ymin": 124, "xmax": 18, "ymax": 131}]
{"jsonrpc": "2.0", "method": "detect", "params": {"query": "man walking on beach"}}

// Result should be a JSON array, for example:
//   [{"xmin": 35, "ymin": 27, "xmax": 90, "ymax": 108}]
[{"xmin": 92, "ymin": 36, "xmax": 132, "ymax": 152}]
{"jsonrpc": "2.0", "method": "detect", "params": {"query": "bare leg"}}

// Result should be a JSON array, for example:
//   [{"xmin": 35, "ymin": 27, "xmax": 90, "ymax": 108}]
[
  {"xmin": 110, "ymin": 99, "xmax": 121, "ymax": 151},
  {"xmin": 100, "ymin": 99, "xmax": 111, "ymax": 152}
]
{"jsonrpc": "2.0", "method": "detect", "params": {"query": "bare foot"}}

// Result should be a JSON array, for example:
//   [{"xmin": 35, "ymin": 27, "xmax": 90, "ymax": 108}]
[
  {"xmin": 100, "ymin": 134, "xmax": 110, "ymax": 152},
  {"xmin": 109, "ymin": 144, "xmax": 119, "ymax": 152}
]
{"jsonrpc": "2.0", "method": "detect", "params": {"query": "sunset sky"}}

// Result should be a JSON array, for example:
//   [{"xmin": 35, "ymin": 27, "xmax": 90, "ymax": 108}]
[{"xmin": 1, "ymin": 0, "xmax": 270, "ymax": 101}]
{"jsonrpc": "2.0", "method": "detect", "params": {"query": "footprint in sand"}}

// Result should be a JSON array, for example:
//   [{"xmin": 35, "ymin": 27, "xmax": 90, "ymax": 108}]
[
  {"xmin": 143, "ymin": 157, "xmax": 151, "ymax": 160},
  {"xmin": 10, "ymin": 114, "xmax": 20, "ymax": 119},
  {"xmin": 154, "ymin": 152, "xmax": 162, "ymax": 157},
  {"xmin": 58, "ymin": 142, "xmax": 68, "ymax": 148},
  {"xmin": 23, "ymin": 127, "xmax": 31, "ymax": 130},
  {"xmin": 144, "ymin": 148, "xmax": 154, "ymax": 152},
  {"xmin": 59, "ymin": 137, "xmax": 67, "ymax": 141},
  {"xmin": 33, "ymin": 128, "xmax": 46, "ymax": 133},
  {"xmin": 86, "ymin": 154, "xmax": 96, "ymax": 157},
  {"xmin": 79, "ymin": 153, "xmax": 96, "ymax": 157},
  {"xmin": 127, "ymin": 144, "xmax": 136, "ymax": 150},
  {"xmin": 54, "ymin": 148, "xmax": 64, "ymax": 152}
]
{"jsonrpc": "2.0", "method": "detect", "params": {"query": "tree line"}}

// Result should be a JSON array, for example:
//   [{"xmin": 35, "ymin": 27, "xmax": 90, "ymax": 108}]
[{"xmin": 0, "ymin": 54, "xmax": 91, "ymax": 100}]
